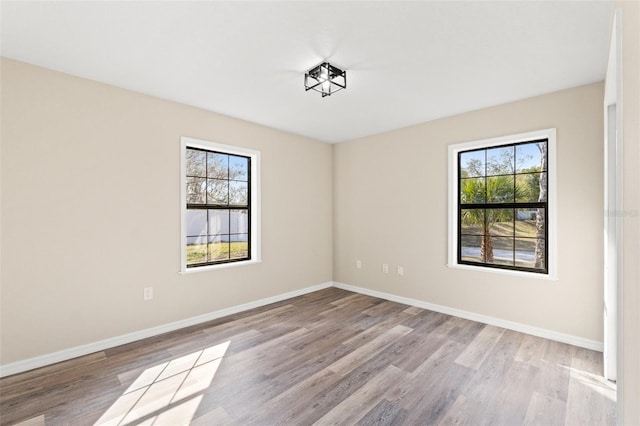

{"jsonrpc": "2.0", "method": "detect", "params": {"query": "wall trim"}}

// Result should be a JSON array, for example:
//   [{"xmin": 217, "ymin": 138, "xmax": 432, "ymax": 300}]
[
  {"xmin": 1, "ymin": 279, "xmax": 603, "ymax": 377},
  {"xmin": 333, "ymin": 281, "xmax": 604, "ymax": 352},
  {"xmin": 447, "ymin": 128, "xmax": 558, "ymax": 280},
  {"xmin": 0, "ymin": 281, "xmax": 333, "ymax": 378}
]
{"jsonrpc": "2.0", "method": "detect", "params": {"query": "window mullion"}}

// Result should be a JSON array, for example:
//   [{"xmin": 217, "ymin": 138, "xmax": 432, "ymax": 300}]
[
  {"xmin": 183, "ymin": 141, "xmax": 254, "ymax": 269},
  {"xmin": 456, "ymin": 137, "xmax": 549, "ymax": 274}
]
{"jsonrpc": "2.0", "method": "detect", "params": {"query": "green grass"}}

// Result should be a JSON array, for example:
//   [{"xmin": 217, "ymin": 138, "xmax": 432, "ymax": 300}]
[
  {"xmin": 187, "ymin": 242, "xmax": 248, "ymax": 264},
  {"xmin": 461, "ymin": 235, "xmax": 537, "ymax": 251},
  {"xmin": 491, "ymin": 220, "xmax": 537, "ymax": 238},
  {"xmin": 462, "ymin": 219, "xmax": 537, "ymax": 238},
  {"xmin": 461, "ymin": 220, "xmax": 539, "ymax": 251}
]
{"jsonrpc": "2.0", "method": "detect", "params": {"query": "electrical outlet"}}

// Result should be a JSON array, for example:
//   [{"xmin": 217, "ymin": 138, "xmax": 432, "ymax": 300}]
[
  {"xmin": 356, "ymin": 260, "xmax": 362, "ymax": 269},
  {"xmin": 397, "ymin": 266, "xmax": 404, "ymax": 276},
  {"xmin": 382, "ymin": 263, "xmax": 389, "ymax": 273},
  {"xmin": 143, "ymin": 287, "xmax": 153, "ymax": 301}
]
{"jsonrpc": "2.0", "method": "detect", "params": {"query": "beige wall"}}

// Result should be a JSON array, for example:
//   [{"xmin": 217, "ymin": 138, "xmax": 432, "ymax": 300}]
[
  {"xmin": 615, "ymin": 1, "xmax": 640, "ymax": 423},
  {"xmin": 0, "ymin": 53, "xmax": 625, "ymax": 395},
  {"xmin": 0, "ymin": 58, "xmax": 333, "ymax": 364},
  {"xmin": 334, "ymin": 82, "xmax": 605, "ymax": 342}
]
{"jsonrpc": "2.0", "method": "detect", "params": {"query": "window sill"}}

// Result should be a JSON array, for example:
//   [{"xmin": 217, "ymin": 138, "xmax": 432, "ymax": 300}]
[
  {"xmin": 179, "ymin": 258, "xmax": 262, "ymax": 274},
  {"xmin": 446, "ymin": 263, "xmax": 558, "ymax": 281}
]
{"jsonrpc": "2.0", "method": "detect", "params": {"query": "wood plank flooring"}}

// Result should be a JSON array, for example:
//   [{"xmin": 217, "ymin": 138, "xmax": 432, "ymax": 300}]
[{"xmin": 0, "ymin": 288, "xmax": 616, "ymax": 425}]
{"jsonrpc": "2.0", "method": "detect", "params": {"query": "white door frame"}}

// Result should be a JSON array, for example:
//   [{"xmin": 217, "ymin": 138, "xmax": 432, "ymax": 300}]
[{"xmin": 603, "ymin": 8, "xmax": 622, "ymax": 405}]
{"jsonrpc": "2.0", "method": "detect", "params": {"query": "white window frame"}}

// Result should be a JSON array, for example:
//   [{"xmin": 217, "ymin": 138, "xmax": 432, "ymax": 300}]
[
  {"xmin": 447, "ymin": 128, "xmax": 557, "ymax": 280},
  {"xmin": 179, "ymin": 136, "xmax": 261, "ymax": 273}
]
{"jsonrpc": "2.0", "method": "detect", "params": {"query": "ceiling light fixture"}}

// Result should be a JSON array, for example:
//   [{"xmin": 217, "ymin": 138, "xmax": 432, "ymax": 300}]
[{"xmin": 304, "ymin": 62, "xmax": 347, "ymax": 97}]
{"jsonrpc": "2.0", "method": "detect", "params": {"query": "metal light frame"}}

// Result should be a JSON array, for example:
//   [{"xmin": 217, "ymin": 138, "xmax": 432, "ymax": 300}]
[{"xmin": 304, "ymin": 62, "xmax": 347, "ymax": 97}]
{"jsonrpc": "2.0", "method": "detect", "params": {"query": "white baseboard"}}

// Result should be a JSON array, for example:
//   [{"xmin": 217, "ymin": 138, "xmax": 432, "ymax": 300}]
[
  {"xmin": 0, "ymin": 281, "xmax": 333, "ymax": 378},
  {"xmin": 1, "ymin": 280, "xmax": 603, "ymax": 377},
  {"xmin": 333, "ymin": 281, "xmax": 604, "ymax": 352}
]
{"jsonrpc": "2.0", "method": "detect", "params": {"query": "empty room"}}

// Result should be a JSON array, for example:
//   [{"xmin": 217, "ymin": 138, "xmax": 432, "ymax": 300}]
[{"xmin": 1, "ymin": 1, "xmax": 638, "ymax": 425}]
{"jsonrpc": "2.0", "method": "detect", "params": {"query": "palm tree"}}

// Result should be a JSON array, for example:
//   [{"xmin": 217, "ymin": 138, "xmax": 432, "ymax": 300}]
[
  {"xmin": 460, "ymin": 143, "xmax": 545, "ymax": 267},
  {"xmin": 460, "ymin": 176, "xmax": 514, "ymax": 262},
  {"xmin": 460, "ymin": 178, "xmax": 490, "ymax": 260}
]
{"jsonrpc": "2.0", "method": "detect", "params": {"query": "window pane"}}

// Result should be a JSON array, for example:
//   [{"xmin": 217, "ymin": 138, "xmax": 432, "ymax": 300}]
[
  {"xmin": 515, "ymin": 209, "xmax": 538, "ymax": 237},
  {"xmin": 186, "ymin": 149, "xmax": 206, "ymax": 177},
  {"xmin": 535, "ymin": 208, "xmax": 546, "ymax": 237},
  {"xmin": 486, "ymin": 146, "xmax": 514, "ymax": 176},
  {"xmin": 460, "ymin": 178, "xmax": 485, "ymax": 204},
  {"xmin": 530, "ymin": 239, "xmax": 546, "ymax": 270},
  {"xmin": 515, "ymin": 173, "xmax": 544, "ymax": 202},
  {"xmin": 461, "ymin": 209, "xmax": 484, "ymax": 235},
  {"xmin": 460, "ymin": 150, "xmax": 485, "ymax": 178},
  {"xmin": 230, "ymin": 233, "xmax": 248, "ymax": 242},
  {"xmin": 229, "ymin": 181, "xmax": 248, "ymax": 206},
  {"xmin": 186, "ymin": 209, "xmax": 207, "ymax": 237},
  {"xmin": 461, "ymin": 235, "xmax": 482, "ymax": 263},
  {"xmin": 516, "ymin": 142, "xmax": 544, "ymax": 173},
  {"xmin": 538, "ymin": 172, "xmax": 548, "ymax": 202},
  {"xmin": 515, "ymin": 238, "xmax": 537, "ymax": 268},
  {"xmin": 208, "ymin": 209, "xmax": 230, "ymax": 235},
  {"xmin": 487, "ymin": 209, "xmax": 514, "ymax": 236},
  {"xmin": 208, "ymin": 235, "xmax": 229, "ymax": 261},
  {"xmin": 186, "ymin": 177, "xmax": 206, "ymax": 204},
  {"xmin": 229, "ymin": 155, "xmax": 249, "ymax": 181},
  {"xmin": 518, "ymin": 208, "xmax": 545, "ymax": 237},
  {"xmin": 183, "ymin": 141, "xmax": 256, "ymax": 269},
  {"xmin": 207, "ymin": 153, "xmax": 228, "ymax": 179},
  {"xmin": 487, "ymin": 175, "xmax": 514, "ymax": 203},
  {"xmin": 456, "ymin": 138, "xmax": 549, "ymax": 274},
  {"xmin": 186, "ymin": 236, "xmax": 207, "ymax": 265},
  {"xmin": 230, "ymin": 234, "xmax": 249, "ymax": 259},
  {"xmin": 207, "ymin": 179, "xmax": 229, "ymax": 205},
  {"xmin": 489, "ymin": 237, "xmax": 514, "ymax": 266},
  {"xmin": 230, "ymin": 210, "xmax": 249, "ymax": 234}
]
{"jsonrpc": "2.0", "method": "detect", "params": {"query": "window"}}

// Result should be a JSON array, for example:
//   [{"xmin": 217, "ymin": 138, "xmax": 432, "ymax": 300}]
[
  {"xmin": 448, "ymin": 129, "xmax": 556, "ymax": 278},
  {"xmin": 180, "ymin": 137, "xmax": 261, "ymax": 272}
]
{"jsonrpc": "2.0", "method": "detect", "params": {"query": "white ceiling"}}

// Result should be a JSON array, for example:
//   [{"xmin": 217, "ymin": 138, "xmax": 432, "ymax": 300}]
[{"xmin": 1, "ymin": 1, "xmax": 613, "ymax": 143}]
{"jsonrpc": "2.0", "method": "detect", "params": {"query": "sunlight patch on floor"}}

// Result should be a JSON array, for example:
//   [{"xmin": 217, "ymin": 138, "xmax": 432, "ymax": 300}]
[
  {"xmin": 562, "ymin": 364, "xmax": 617, "ymax": 401},
  {"xmin": 95, "ymin": 341, "xmax": 230, "ymax": 426}
]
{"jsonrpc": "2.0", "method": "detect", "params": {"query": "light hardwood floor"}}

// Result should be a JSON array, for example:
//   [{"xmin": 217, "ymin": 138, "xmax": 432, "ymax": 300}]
[{"xmin": 0, "ymin": 288, "xmax": 616, "ymax": 425}]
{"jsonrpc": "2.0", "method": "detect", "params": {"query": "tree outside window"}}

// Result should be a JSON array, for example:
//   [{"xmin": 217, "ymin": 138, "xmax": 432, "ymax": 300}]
[
  {"xmin": 458, "ymin": 139, "xmax": 548, "ymax": 273},
  {"xmin": 185, "ymin": 147, "xmax": 251, "ymax": 267}
]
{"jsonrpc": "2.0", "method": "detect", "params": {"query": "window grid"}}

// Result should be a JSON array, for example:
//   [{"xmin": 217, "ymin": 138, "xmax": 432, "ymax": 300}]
[
  {"xmin": 185, "ymin": 147, "xmax": 251, "ymax": 267},
  {"xmin": 457, "ymin": 139, "xmax": 548, "ymax": 274}
]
